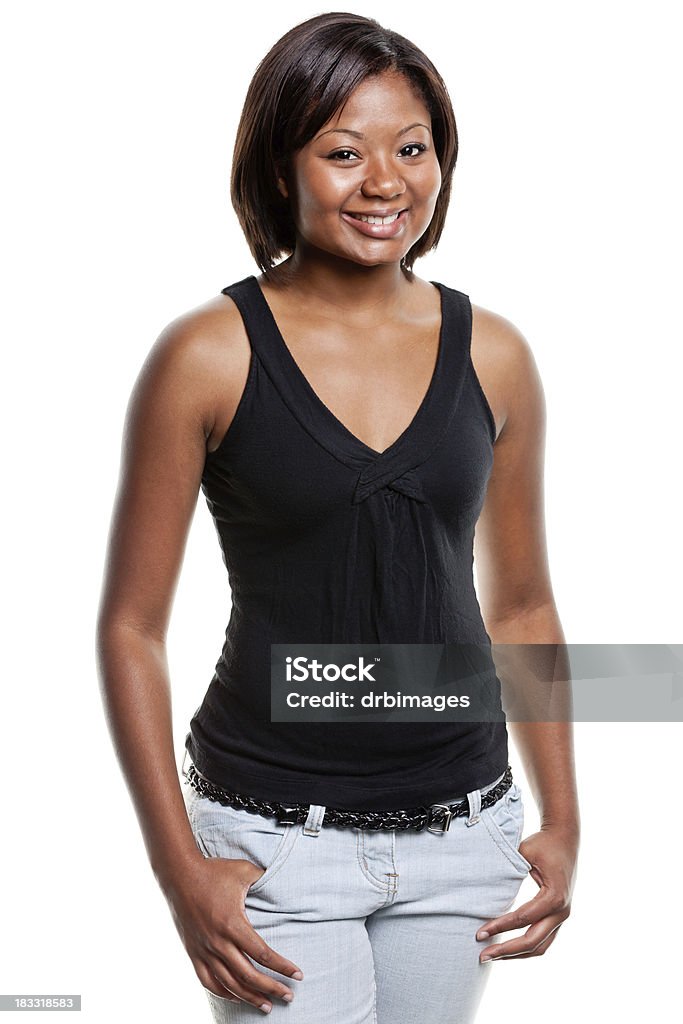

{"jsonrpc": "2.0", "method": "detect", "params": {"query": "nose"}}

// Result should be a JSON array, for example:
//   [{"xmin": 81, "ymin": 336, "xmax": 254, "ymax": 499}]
[{"xmin": 360, "ymin": 153, "xmax": 406, "ymax": 201}]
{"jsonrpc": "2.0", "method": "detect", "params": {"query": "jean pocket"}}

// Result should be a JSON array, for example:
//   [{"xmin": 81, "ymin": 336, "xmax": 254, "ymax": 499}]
[
  {"xmin": 182, "ymin": 780, "xmax": 201, "ymax": 828},
  {"xmin": 190, "ymin": 799, "xmax": 301, "ymax": 894},
  {"xmin": 480, "ymin": 783, "xmax": 532, "ymax": 875}
]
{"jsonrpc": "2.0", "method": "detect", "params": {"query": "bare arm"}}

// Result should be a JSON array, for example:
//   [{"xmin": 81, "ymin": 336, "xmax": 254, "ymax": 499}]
[
  {"xmin": 96, "ymin": 313, "xmax": 212, "ymax": 890},
  {"xmin": 95, "ymin": 303, "xmax": 303, "ymax": 1007},
  {"xmin": 472, "ymin": 309, "xmax": 579, "ymax": 960}
]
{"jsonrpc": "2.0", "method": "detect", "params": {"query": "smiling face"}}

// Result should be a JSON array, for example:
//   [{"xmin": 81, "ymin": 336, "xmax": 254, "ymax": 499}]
[{"xmin": 277, "ymin": 71, "xmax": 442, "ymax": 270}]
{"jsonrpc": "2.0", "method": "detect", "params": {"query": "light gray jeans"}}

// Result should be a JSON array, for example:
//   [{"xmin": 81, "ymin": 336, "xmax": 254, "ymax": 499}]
[{"xmin": 181, "ymin": 766, "xmax": 532, "ymax": 1023}]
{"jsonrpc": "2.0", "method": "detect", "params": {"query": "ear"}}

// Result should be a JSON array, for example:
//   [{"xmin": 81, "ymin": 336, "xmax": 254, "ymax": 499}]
[{"xmin": 276, "ymin": 174, "xmax": 289, "ymax": 200}]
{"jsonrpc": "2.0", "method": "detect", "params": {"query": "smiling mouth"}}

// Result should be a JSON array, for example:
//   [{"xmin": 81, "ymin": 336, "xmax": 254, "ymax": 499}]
[{"xmin": 344, "ymin": 209, "xmax": 407, "ymax": 225}]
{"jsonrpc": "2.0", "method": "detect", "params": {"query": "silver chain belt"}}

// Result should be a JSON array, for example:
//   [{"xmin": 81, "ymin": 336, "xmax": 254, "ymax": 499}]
[{"xmin": 185, "ymin": 763, "xmax": 513, "ymax": 834}]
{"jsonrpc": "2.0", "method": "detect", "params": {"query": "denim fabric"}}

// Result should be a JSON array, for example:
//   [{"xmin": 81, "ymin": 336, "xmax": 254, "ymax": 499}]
[{"xmin": 182, "ymin": 767, "xmax": 531, "ymax": 1023}]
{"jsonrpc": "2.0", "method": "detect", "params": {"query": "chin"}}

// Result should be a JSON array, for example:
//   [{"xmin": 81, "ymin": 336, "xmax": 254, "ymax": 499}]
[{"xmin": 343, "ymin": 248, "xmax": 409, "ymax": 268}]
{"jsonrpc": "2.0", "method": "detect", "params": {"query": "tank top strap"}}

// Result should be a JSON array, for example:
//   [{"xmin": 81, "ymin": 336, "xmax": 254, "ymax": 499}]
[
  {"xmin": 221, "ymin": 275, "xmax": 349, "ymax": 459},
  {"xmin": 220, "ymin": 275, "xmax": 274, "ymax": 363}
]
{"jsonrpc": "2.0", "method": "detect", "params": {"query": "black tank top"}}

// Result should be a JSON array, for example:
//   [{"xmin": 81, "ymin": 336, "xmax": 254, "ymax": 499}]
[{"xmin": 184, "ymin": 274, "xmax": 509, "ymax": 811}]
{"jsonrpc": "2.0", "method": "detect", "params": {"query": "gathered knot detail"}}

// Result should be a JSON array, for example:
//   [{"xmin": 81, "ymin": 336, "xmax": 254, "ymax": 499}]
[{"xmin": 352, "ymin": 467, "xmax": 427, "ymax": 504}]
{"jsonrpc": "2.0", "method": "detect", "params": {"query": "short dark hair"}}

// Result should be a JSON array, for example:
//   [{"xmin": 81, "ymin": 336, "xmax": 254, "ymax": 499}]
[{"xmin": 230, "ymin": 12, "xmax": 459, "ymax": 280}]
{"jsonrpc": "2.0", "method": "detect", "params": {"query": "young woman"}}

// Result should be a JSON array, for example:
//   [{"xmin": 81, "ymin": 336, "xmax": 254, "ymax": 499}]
[{"xmin": 96, "ymin": 12, "xmax": 579, "ymax": 1023}]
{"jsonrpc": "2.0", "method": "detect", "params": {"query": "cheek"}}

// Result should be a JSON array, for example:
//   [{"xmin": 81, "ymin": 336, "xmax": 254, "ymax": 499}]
[
  {"xmin": 296, "ymin": 180, "xmax": 345, "ymax": 225},
  {"xmin": 404, "ymin": 150, "xmax": 441, "ymax": 194},
  {"xmin": 418, "ymin": 161, "xmax": 442, "ymax": 202}
]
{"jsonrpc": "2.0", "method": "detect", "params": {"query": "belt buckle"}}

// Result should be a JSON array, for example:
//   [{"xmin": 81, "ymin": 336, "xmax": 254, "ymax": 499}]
[{"xmin": 426, "ymin": 803, "xmax": 454, "ymax": 834}]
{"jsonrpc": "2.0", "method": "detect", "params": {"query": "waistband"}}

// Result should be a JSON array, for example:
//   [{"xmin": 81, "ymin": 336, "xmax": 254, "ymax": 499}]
[{"xmin": 182, "ymin": 754, "xmax": 513, "ymax": 834}]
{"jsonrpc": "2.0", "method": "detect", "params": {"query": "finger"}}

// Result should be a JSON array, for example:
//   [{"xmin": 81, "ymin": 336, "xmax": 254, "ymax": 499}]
[
  {"xmin": 232, "ymin": 916, "xmax": 305, "ymax": 982},
  {"xmin": 495, "ymin": 924, "xmax": 562, "ymax": 961},
  {"xmin": 206, "ymin": 949, "xmax": 294, "ymax": 1013},
  {"xmin": 205, "ymin": 946, "xmax": 294, "ymax": 1011},
  {"xmin": 480, "ymin": 918, "xmax": 564, "ymax": 963},
  {"xmin": 476, "ymin": 890, "xmax": 559, "ymax": 941},
  {"xmin": 195, "ymin": 962, "xmax": 240, "ymax": 1003}
]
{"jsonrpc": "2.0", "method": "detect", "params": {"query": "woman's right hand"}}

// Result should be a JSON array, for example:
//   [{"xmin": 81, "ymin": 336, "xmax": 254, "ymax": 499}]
[{"xmin": 162, "ymin": 853, "xmax": 304, "ymax": 1012}]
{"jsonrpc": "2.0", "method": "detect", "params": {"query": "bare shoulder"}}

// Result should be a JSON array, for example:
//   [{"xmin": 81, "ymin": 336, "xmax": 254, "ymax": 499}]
[
  {"xmin": 100, "ymin": 291, "xmax": 251, "ymax": 635},
  {"xmin": 470, "ymin": 302, "xmax": 544, "ymax": 441},
  {"xmin": 151, "ymin": 291, "xmax": 247, "ymax": 376},
  {"xmin": 146, "ymin": 291, "xmax": 251, "ymax": 452}
]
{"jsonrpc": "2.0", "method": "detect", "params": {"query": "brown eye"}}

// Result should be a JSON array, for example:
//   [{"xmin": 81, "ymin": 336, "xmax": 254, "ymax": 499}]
[
  {"xmin": 400, "ymin": 144, "xmax": 427, "ymax": 157},
  {"xmin": 327, "ymin": 149, "xmax": 359, "ymax": 161}
]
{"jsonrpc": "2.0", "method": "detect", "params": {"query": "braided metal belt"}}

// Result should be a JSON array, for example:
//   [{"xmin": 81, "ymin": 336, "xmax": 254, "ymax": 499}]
[{"xmin": 185, "ymin": 763, "xmax": 513, "ymax": 834}]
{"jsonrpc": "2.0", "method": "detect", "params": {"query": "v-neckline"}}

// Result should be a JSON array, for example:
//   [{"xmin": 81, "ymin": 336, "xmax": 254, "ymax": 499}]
[{"xmin": 249, "ymin": 276, "xmax": 447, "ymax": 462}]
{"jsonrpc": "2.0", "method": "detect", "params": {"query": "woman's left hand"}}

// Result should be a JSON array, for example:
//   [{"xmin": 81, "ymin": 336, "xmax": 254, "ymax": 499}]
[{"xmin": 475, "ymin": 823, "xmax": 579, "ymax": 962}]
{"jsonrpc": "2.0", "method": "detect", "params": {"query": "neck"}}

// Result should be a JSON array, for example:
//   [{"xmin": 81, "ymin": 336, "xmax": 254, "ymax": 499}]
[{"xmin": 266, "ymin": 246, "xmax": 416, "ymax": 313}]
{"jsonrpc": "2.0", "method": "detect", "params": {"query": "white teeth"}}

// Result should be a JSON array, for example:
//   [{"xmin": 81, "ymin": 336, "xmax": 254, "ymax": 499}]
[{"xmin": 348, "ymin": 211, "xmax": 401, "ymax": 225}]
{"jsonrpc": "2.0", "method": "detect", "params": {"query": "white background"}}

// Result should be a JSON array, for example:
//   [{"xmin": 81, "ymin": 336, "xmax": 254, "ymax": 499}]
[{"xmin": 1, "ymin": 1, "xmax": 681, "ymax": 1020}]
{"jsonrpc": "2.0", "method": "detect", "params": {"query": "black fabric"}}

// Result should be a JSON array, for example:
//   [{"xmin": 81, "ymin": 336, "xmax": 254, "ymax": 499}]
[{"xmin": 185, "ymin": 275, "xmax": 509, "ymax": 811}]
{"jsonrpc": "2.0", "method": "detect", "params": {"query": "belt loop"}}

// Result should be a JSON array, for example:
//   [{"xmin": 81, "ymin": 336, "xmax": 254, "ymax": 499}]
[
  {"xmin": 303, "ymin": 804, "xmax": 326, "ymax": 836},
  {"xmin": 466, "ymin": 787, "xmax": 482, "ymax": 827}
]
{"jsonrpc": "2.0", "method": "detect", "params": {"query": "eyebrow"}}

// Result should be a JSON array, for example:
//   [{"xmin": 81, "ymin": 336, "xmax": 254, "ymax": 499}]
[{"xmin": 315, "ymin": 122, "xmax": 432, "ymax": 141}]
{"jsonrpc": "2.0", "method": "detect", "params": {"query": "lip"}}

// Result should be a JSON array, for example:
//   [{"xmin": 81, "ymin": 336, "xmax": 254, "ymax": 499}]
[
  {"xmin": 343, "ymin": 208, "xmax": 407, "ymax": 217},
  {"xmin": 341, "ymin": 207, "xmax": 409, "ymax": 239}
]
